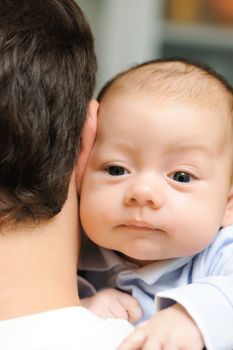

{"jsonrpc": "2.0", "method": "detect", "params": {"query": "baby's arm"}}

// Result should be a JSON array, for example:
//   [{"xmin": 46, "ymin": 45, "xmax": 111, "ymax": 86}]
[
  {"xmin": 117, "ymin": 303, "xmax": 204, "ymax": 350},
  {"xmin": 82, "ymin": 288, "xmax": 142, "ymax": 324}
]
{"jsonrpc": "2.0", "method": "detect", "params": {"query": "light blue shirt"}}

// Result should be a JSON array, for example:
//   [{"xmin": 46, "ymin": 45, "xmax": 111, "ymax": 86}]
[{"xmin": 79, "ymin": 225, "xmax": 233, "ymax": 350}]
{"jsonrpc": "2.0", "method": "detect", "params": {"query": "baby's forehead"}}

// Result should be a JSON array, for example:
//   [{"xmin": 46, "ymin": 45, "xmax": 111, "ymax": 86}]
[
  {"xmin": 101, "ymin": 63, "xmax": 233, "ymax": 141},
  {"xmin": 100, "ymin": 62, "xmax": 233, "ymax": 154}
]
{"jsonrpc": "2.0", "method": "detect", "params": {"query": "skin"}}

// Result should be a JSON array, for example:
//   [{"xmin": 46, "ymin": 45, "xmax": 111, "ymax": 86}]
[
  {"xmin": 80, "ymin": 93, "xmax": 233, "ymax": 262},
  {"xmin": 80, "ymin": 90, "xmax": 233, "ymax": 349},
  {"xmin": 82, "ymin": 288, "xmax": 142, "ymax": 324},
  {"xmin": 117, "ymin": 303, "xmax": 204, "ymax": 350}
]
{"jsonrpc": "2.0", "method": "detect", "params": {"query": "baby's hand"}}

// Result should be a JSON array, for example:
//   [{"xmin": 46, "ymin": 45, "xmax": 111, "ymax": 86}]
[
  {"xmin": 81, "ymin": 288, "xmax": 142, "ymax": 324},
  {"xmin": 117, "ymin": 303, "xmax": 204, "ymax": 350}
]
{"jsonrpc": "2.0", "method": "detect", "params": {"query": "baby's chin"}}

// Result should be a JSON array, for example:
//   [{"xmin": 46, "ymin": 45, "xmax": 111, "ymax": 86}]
[{"xmin": 113, "ymin": 250, "xmax": 158, "ymax": 267}]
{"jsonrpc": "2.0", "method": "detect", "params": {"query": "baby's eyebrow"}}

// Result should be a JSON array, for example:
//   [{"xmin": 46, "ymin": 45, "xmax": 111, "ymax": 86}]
[
  {"xmin": 169, "ymin": 144, "xmax": 206, "ymax": 151},
  {"xmin": 96, "ymin": 140, "xmax": 136, "ymax": 152},
  {"xmin": 164, "ymin": 143, "xmax": 217, "ymax": 157}
]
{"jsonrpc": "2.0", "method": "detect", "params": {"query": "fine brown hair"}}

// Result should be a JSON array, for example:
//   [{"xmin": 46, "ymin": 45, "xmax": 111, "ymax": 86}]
[
  {"xmin": 98, "ymin": 58, "xmax": 233, "ymax": 106},
  {"xmin": 0, "ymin": 0, "xmax": 96, "ymax": 227}
]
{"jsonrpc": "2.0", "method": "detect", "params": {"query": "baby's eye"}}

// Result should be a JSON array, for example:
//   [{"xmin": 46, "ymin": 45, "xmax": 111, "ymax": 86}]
[
  {"xmin": 105, "ymin": 165, "xmax": 128, "ymax": 176},
  {"xmin": 172, "ymin": 171, "xmax": 192, "ymax": 183}
]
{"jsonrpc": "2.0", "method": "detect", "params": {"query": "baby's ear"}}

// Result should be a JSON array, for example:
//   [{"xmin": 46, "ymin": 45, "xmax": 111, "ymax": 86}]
[
  {"xmin": 222, "ymin": 185, "xmax": 233, "ymax": 227},
  {"xmin": 75, "ymin": 99, "xmax": 98, "ymax": 192}
]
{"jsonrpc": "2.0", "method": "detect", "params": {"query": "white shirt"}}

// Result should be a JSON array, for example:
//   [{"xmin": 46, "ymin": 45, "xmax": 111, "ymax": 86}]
[{"xmin": 0, "ymin": 306, "xmax": 134, "ymax": 350}]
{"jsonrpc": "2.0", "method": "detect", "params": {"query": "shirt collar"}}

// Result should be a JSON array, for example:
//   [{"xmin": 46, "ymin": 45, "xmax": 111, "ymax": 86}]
[{"xmin": 79, "ymin": 233, "xmax": 192, "ymax": 284}]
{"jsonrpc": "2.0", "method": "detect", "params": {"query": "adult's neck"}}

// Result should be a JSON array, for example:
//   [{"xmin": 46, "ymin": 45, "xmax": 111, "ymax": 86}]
[{"xmin": 0, "ymin": 174, "xmax": 81, "ymax": 320}]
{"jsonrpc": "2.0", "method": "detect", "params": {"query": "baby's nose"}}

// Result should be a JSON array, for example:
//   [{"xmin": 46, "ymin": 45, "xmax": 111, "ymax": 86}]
[{"xmin": 124, "ymin": 181, "xmax": 163, "ymax": 209}]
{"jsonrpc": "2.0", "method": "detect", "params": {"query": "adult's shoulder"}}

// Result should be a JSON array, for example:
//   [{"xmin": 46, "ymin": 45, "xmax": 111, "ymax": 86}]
[{"xmin": 0, "ymin": 306, "xmax": 133, "ymax": 350}]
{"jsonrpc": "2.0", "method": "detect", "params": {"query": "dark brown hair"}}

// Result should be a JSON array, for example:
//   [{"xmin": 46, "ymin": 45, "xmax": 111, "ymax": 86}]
[{"xmin": 0, "ymin": 0, "xmax": 96, "ymax": 227}]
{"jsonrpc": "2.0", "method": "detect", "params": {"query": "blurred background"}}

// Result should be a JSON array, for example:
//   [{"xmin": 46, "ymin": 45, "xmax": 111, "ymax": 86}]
[{"xmin": 77, "ymin": 0, "xmax": 233, "ymax": 94}]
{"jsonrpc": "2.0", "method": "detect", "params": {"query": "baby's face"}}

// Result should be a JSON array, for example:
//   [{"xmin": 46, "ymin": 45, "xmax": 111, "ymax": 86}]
[{"xmin": 80, "ymin": 92, "xmax": 233, "ymax": 265}]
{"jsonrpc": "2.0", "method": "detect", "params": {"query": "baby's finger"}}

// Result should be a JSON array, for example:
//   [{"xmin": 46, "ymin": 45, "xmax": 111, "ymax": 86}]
[
  {"xmin": 144, "ymin": 340, "xmax": 177, "ymax": 350},
  {"xmin": 107, "ymin": 304, "xmax": 128, "ymax": 320},
  {"xmin": 117, "ymin": 331, "xmax": 147, "ymax": 350},
  {"xmin": 127, "ymin": 305, "xmax": 142, "ymax": 324},
  {"xmin": 163, "ymin": 345, "xmax": 179, "ymax": 350},
  {"xmin": 118, "ymin": 294, "xmax": 142, "ymax": 323}
]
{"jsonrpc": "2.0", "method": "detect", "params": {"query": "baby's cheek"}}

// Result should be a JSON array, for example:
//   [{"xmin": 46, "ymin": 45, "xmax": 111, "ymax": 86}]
[{"xmin": 99, "ymin": 209, "xmax": 116, "ymax": 226}]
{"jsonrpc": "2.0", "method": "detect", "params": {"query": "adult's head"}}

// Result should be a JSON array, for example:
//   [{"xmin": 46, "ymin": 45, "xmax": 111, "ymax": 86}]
[{"xmin": 0, "ymin": 0, "xmax": 96, "ymax": 228}]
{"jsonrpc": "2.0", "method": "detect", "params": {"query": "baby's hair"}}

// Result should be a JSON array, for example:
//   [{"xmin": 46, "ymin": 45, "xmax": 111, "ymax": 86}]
[{"xmin": 97, "ymin": 58, "xmax": 233, "ymax": 114}]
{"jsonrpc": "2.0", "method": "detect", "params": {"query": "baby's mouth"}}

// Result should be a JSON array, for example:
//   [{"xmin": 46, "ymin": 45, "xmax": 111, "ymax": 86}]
[{"xmin": 120, "ymin": 219, "xmax": 156, "ymax": 231}]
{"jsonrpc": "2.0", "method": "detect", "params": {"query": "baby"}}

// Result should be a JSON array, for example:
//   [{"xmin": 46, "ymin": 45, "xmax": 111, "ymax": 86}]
[{"xmin": 78, "ymin": 58, "xmax": 233, "ymax": 350}]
